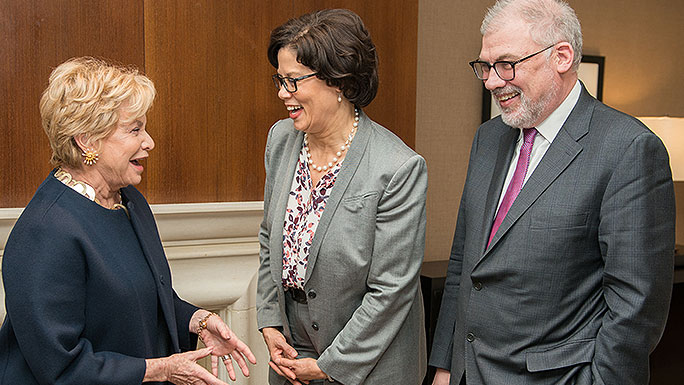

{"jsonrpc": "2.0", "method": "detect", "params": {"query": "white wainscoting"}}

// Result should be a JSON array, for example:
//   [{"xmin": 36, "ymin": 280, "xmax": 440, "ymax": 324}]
[{"xmin": 0, "ymin": 202, "xmax": 269, "ymax": 384}]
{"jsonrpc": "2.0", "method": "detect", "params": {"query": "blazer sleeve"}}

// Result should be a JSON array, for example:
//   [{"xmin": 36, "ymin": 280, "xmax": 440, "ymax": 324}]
[
  {"xmin": 173, "ymin": 291, "xmax": 200, "ymax": 351},
  {"xmin": 316, "ymin": 154, "xmax": 428, "ymax": 384},
  {"xmin": 257, "ymin": 124, "xmax": 284, "ymax": 330},
  {"xmin": 2, "ymin": 221, "xmax": 146, "ymax": 385},
  {"xmin": 592, "ymin": 131, "xmax": 675, "ymax": 384},
  {"xmin": 428, "ymin": 127, "xmax": 480, "ymax": 370}
]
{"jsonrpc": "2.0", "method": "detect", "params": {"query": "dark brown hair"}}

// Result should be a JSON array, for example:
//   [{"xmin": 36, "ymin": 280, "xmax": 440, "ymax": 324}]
[{"xmin": 267, "ymin": 9, "xmax": 378, "ymax": 108}]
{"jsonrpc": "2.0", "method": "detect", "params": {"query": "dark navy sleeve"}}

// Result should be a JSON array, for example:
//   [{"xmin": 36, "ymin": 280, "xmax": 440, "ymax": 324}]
[{"xmin": 2, "ymin": 209, "xmax": 146, "ymax": 385}]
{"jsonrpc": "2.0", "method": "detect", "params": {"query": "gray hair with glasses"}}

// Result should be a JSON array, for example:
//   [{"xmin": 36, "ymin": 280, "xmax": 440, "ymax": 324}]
[{"xmin": 481, "ymin": 0, "xmax": 583, "ymax": 71}]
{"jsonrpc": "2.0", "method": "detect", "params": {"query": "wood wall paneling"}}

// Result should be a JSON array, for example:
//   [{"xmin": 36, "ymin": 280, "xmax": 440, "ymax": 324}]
[
  {"xmin": 0, "ymin": 0, "xmax": 144, "ymax": 207},
  {"xmin": 142, "ymin": 0, "xmax": 288, "ymax": 203},
  {"xmin": 142, "ymin": 0, "xmax": 417, "ymax": 204},
  {"xmin": 1, "ymin": 0, "xmax": 418, "ymax": 207}
]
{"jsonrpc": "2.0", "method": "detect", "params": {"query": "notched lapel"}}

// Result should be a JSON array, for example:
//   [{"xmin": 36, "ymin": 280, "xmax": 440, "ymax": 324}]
[
  {"xmin": 303, "ymin": 112, "xmax": 373, "ymax": 284},
  {"xmin": 485, "ymin": 130, "xmax": 582, "ymax": 252},
  {"xmin": 480, "ymin": 126, "xmax": 518, "ymax": 254},
  {"xmin": 483, "ymin": 86, "xmax": 595, "ymax": 255}
]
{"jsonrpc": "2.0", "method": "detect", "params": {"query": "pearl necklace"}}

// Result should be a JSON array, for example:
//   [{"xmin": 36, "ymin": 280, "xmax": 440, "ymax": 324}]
[{"xmin": 304, "ymin": 108, "xmax": 359, "ymax": 172}]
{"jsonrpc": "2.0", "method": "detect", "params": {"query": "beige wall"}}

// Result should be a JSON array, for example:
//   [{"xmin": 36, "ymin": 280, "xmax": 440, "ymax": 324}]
[{"xmin": 417, "ymin": 0, "xmax": 684, "ymax": 261}]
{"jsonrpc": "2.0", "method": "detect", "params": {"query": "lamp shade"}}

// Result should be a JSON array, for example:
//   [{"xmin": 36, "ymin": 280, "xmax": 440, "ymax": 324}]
[{"xmin": 638, "ymin": 117, "xmax": 684, "ymax": 181}]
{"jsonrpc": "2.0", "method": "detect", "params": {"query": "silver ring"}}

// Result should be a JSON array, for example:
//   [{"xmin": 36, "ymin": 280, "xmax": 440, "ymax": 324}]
[{"xmin": 221, "ymin": 355, "xmax": 230, "ymax": 361}]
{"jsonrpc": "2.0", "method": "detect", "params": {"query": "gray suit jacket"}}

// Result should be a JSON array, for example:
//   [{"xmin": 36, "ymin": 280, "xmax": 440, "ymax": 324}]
[
  {"xmin": 429, "ymin": 85, "xmax": 675, "ymax": 385},
  {"xmin": 257, "ymin": 111, "xmax": 427, "ymax": 385}
]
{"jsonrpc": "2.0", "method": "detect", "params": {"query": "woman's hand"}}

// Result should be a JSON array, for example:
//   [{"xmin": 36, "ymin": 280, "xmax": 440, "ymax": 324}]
[
  {"xmin": 144, "ymin": 347, "xmax": 229, "ymax": 385},
  {"xmin": 193, "ymin": 311, "xmax": 257, "ymax": 381},
  {"xmin": 261, "ymin": 327, "xmax": 303, "ymax": 384},
  {"xmin": 275, "ymin": 356, "xmax": 327, "ymax": 382}
]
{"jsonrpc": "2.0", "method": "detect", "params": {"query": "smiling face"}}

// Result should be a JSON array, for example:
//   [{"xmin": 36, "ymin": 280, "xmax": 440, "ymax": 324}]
[
  {"xmin": 480, "ymin": 19, "xmax": 562, "ymax": 128},
  {"xmin": 93, "ymin": 110, "xmax": 154, "ymax": 191},
  {"xmin": 276, "ymin": 48, "xmax": 342, "ymax": 135}
]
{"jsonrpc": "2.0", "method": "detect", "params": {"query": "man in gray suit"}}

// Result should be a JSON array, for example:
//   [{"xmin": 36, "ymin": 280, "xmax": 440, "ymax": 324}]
[{"xmin": 430, "ymin": 0, "xmax": 675, "ymax": 384}]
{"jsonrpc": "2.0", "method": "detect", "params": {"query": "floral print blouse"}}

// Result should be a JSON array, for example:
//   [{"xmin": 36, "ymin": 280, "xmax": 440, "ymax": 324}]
[{"xmin": 282, "ymin": 145, "xmax": 341, "ymax": 289}]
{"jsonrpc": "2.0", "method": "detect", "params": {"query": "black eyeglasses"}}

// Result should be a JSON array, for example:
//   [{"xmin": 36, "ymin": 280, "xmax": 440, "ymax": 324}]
[
  {"xmin": 469, "ymin": 44, "xmax": 555, "ymax": 81},
  {"xmin": 272, "ymin": 73, "xmax": 318, "ymax": 93}
]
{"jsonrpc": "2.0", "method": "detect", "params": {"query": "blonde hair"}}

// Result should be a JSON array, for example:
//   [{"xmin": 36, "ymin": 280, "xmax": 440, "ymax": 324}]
[{"xmin": 40, "ymin": 57, "xmax": 156, "ymax": 168}]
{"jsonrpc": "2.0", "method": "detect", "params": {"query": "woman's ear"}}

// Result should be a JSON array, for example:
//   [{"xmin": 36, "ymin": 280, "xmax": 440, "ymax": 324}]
[{"xmin": 74, "ymin": 134, "xmax": 94, "ymax": 151}]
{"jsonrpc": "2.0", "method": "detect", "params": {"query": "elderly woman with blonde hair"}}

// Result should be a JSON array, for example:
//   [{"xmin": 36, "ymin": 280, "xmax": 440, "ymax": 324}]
[{"xmin": 0, "ymin": 57, "xmax": 256, "ymax": 385}]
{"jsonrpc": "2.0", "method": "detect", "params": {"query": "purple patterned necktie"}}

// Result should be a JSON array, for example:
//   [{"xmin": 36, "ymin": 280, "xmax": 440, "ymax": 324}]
[{"xmin": 487, "ymin": 128, "xmax": 538, "ymax": 248}]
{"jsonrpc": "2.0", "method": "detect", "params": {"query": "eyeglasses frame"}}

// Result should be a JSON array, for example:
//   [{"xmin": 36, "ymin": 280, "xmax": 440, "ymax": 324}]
[
  {"xmin": 469, "ymin": 44, "xmax": 556, "ymax": 81},
  {"xmin": 272, "ymin": 72, "xmax": 318, "ymax": 93}
]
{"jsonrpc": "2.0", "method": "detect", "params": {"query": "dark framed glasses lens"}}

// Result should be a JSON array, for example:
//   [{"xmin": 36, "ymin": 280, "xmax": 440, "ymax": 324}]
[
  {"xmin": 472, "ymin": 62, "xmax": 490, "ymax": 79},
  {"xmin": 272, "ymin": 75, "xmax": 297, "ymax": 92},
  {"xmin": 493, "ymin": 62, "xmax": 515, "ymax": 81}
]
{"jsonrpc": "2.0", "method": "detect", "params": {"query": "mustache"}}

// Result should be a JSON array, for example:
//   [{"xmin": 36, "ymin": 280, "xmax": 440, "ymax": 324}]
[{"xmin": 491, "ymin": 85, "xmax": 522, "ymax": 98}]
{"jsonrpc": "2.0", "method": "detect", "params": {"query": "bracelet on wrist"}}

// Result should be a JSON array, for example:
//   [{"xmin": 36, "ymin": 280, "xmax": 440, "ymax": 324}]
[{"xmin": 197, "ymin": 312, "xmax": 218, "ymax": 341}]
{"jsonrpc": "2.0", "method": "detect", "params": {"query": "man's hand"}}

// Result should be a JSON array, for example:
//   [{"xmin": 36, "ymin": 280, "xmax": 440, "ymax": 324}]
[{"xmin": 432, "ymin": 368, "xmax": 451, "ymax": 385}]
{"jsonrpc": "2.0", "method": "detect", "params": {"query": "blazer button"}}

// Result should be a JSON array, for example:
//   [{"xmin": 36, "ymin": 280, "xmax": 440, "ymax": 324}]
[
  {"xmin": 159, "ymin": 275, "xmax": 165, "ymax": 285},
  {"xmin": 473, "ymin": 282, "xmax": 482, "ymax": 291},
  {"xmin": 311, "ymin": 322, "xmax": 319, "ymax": 331},
  {"xmin": 307, "ymin": 290, "xmax": 317, "ymax": 299},
  {"xmin": 466, "ymin": 333, "xmax": 475, "ymax": 342}
]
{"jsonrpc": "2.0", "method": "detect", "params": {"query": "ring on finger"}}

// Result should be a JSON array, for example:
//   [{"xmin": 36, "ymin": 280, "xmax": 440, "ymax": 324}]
[{"xmin": 221, "ymin": 355, "xmax": 230, "ymax": 362}]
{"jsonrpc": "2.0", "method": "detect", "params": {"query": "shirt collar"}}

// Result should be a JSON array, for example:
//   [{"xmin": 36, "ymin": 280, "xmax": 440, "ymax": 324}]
[{"xmin": 533, "ymin": 79, "xmax": 582, "ymax": 143}]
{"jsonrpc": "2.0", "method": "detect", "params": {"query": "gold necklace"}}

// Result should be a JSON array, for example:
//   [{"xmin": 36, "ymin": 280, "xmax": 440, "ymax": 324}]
[{"xmin": 54, "ymin": 168, "xmax": 129, "ymax": 217}]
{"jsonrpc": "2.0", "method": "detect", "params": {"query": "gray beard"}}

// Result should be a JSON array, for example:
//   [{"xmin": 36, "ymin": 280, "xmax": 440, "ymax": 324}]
[{"xmin": 496, "ymin": 80, "xmax": 559, "ymax": 129}]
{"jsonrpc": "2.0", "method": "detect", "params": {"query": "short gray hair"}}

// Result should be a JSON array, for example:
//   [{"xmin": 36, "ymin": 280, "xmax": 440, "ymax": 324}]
[{"xmin": 481, "ymin": 0, "xmax": 583, "ymax": 71}]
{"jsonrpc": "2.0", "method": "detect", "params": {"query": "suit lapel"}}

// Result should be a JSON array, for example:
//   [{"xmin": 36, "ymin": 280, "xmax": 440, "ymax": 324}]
[
  {"xmin": 269, "ymin": 131, "xmax": 304, "ymax": 283},
  {"xmin": 123, "ymin": 190, "xmax": 181, "ymax": 351},
  {"xmin": 480, "ymin": 126, "xmax": 518, "ymax": 254},
  {"xmin": 483, "ymin": 85, "xmax": 594, "ymax": 256},
  {"xmin": 303, "ymin": 111, "xmax": 372, "ymax": 284}
]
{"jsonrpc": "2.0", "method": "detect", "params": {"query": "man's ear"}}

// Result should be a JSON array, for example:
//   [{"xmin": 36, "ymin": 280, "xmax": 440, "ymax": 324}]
[{"xmin": 554, "ymin": 42, "xmax": 574, "ymax": 74}]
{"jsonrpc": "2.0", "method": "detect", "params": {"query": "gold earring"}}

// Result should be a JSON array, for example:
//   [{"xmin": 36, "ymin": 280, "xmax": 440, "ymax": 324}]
[
  {"xmin": 82, "ymin": 148, "xmax": 99, "ymax": 166},
  {"xmin": 337, "ymin": 93, "xmax": 342, "ymax": 103}
]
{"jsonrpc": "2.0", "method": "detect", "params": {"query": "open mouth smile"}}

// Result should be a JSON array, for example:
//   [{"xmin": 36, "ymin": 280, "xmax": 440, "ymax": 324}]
[
  {"xmin": 286, "ymin": 105, "xmax": 303, "ymax": 119},
  {"xmin": 494, "ymin": 90, "xmax": 521, "ymax": 108},
  {"xmin": 130, "ymin": 157, "xmax": 146, "ymax": 171}
]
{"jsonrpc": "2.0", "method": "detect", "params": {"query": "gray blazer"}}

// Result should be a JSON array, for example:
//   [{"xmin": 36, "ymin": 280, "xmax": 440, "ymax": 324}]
[
  {"xmin": 257, "ymin": 111, "xmax": 428, "ymax": 385},
  {"xmin": 429, "ymin": 85, "xmax": 675, "ymax": 385}
]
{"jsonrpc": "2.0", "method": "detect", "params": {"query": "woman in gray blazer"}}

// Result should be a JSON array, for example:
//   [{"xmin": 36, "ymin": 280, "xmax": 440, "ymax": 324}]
[{"xmin": 257, "ymin": 9, "xmax": 427, "ymax": 385}]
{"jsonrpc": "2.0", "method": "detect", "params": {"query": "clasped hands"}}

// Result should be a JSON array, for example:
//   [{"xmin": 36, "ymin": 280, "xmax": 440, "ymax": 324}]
[{"xmin": 262, "ymin": 327, "xmax": 328, "ymax": 384}]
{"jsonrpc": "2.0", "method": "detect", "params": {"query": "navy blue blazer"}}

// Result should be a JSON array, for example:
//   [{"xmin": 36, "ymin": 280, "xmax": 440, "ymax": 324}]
[{"xmin": 0, "ymin": 172, "xmax": 199, "ymax": 385}]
